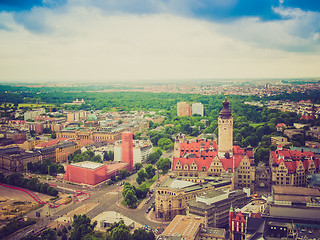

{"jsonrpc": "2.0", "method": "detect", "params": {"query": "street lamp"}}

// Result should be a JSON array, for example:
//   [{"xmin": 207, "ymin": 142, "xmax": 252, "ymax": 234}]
[{"xmin": 47, "ymin": 165, "xmax": 50, "ymax": 183}]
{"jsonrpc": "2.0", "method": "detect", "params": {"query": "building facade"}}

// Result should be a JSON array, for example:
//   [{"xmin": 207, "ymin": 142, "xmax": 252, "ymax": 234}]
[
  {"xmin": 121, "ymin": 132, "xmax": 133, "ymax": 171},
  {"xmin": 187, "ymin": 189, "xmax": 250, "ymax": 228},
  {"xmin": 155, "ymin": 179, "xmax": 216, "ymax": 221},
  {"xmin": 218, "ymin": 97, "xmax": 233, "ymax": 158},
  {"xmin": 192, "ymin": 102, "xmax": 204, "ymax": 116},
  {"xmin": 64, "ymin": 161, "xmax": 108, "ymax": 185},
  {"xmin": 0, "ymin": 147, "xmax": 41, "ymax": 172},
  {"xmin": 57, "ymin": 129, "xmax": 121, "ymax": 143},
  {"xmin": 270, "ymin": 145, "xmax": 319, "ymax": 187},
  {"xmin": 177, "ymin": 102, "xmax": 191, "ymax": 117}
]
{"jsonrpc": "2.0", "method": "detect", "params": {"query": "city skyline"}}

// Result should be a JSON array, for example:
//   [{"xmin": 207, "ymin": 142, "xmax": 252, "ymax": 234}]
[{"xmin": 0, "ymin": 0, "xmax": 320, "ymax": 82}]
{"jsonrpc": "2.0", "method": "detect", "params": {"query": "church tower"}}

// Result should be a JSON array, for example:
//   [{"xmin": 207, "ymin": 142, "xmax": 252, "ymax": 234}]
[
  {"xmin": 174, "ymin": 133, "xmax": 185, "ymax": 158},
  {"xmin": 218, "ymin": 97, "xmax": 233, "ymax": 158}
]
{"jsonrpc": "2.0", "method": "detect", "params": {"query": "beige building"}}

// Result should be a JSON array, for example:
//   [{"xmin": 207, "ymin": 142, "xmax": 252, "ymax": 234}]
[
  {"xmin": 270, "ymin": 136, "xmax": 290, "ymax": 146},
  {"xmin": 218, "ymin": 97, "xmax": 233, "ymax": 158},
  {"xmin": 270, "ymin": 145, "xmax": 319, "ymax": 187},
  {"xmin": 187, "ymin": 188, "xmax": 250, "ymax": 228},
  {"xmin": 155, "ymin": 179, "xmax": 217, "ymax": 221},
  {"xmin": 0, "ymin": 147, "xmax": 41, "ymax": 172},
  {"xmin": 177, "ymin": 102, "xmax": 191, "ymax": 117},
  {"xmin": 57, "ymin": 129, "xmax": 121, "ymax": 143},
  {"xmin": 233, "ymin": 156, "xmax": 256, "ymax": 190}
]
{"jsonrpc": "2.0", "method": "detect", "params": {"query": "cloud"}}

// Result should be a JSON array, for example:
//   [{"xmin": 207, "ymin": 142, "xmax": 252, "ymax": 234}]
[{"xmin": 0, "ymin": 1, "xmax": 319, "ymax": 81}]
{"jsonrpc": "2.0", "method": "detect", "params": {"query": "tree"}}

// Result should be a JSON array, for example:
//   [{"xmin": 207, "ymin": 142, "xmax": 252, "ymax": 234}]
[
  {"xmin": 70, "ymin": 214, "xmax": 97, "ymax": 240},
  {"xmin": 118, "ymin": 169, "xmax": 128, "ymax": 180},
  {"xmin": 134, "ymin": 163, "xmax": 143, "ymax": 172},
  {"xmin": 156, "ymin": 158, "xmax": 171, "ymax": 174},
  {"xmin": 110, "ymin": 227, "xmax": 131, "ymax": 240},
  {"xmin": 145, "ymin": 165, "xmax": 156, "ymax": 180},
  {"xmin": 30, "ymin": 130, "xmax": 36, "ymax": 137},
  {"xmin": 136, "ymin": 169, "xmax": 146, "ymax": 184},
  {"xmin": 5, "ymin": 173, "xmax": 23, "ymax": 186},
  {"xmin": 92, "ymin": 155, "xmax": 102, "ymax": 163},
  {"xmin": 254, "ymin": 147, "xmax": 270, "ymax": 165},
  {"xmin": 124, "ymin": 190, "xmax": 138, "ymax": 208},
  {"xmin": 132, "ymin": 228, "xmax": 155, "ymax": 240},
  {"xmin": 157, "ymin": 138, "xmax": 174, "ymax": 151},
  {"xmin": 291, "ymin": 134, "xmax": 305, "ymax": 147},
  {"xmin": 40, "ymin": 228, "xmax": 57, "ymax": 240},
  {"xmin": 135, "ymin": 185, "xmax": 149, "ymax": 199},
  {"xmin": 146, "ymin": 149, "xmax": 162, "ymax": 164},
  {"xmin": 51, "ymin": 132, "xmax": 56, "ymax": 139},
  {"xmin": 122, "ymin": 182, "xmax": 136, "ymax": 197},
  {"xmin": 104, "ymin": 150, "xmax": 114, "ymax": 161},
  {"xmin": 107, "ymin": 220, "xmax": 131, "ymax": 240}
]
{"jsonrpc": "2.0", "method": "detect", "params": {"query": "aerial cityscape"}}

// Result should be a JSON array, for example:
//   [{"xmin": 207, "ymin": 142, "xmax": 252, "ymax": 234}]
[{"xmin": 1, "ymin": 0, "xmax": 320, "ymax": 240}]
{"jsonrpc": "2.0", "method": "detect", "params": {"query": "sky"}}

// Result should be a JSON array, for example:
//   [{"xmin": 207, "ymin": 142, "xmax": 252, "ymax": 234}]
[{"xmin": 0, "ymin": 0, "xmax": 320, "ymax": 82}]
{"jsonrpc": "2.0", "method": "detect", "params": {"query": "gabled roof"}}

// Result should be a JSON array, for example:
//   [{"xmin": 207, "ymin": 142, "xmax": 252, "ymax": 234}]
[
  {"xmin": 271, "ymin": 148, "xmax": 319, "ymax": 173},
  {"xmin": 35, "ymin": 138, "xmax": 70, "ymax": 148}
]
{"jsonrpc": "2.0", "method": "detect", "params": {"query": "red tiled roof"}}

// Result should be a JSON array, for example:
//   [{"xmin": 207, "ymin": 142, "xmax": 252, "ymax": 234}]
[
  {"xmin": 220, "ymin": 156, "xmax": 243, "ymax": 172},
  {"xmin": 35, "ymin": 138, "xmax": 69, "ymax": 148},
  {"xmin": 80, "ymin": 139, "xmax": 94, "ymax": 146},
  {"xmin": 301, "ymin": 115, "xmax": 314, "ymax": 120},
  {"xmin": 172, "ymin": 157, "xmax": 213, "ymax": 171},
  {"xmin": 271, "ymin": 148, "xmax": 319, "ymax": 173},
  {"xmin": 180, "ymin": 140, "xmax": 218, "ymax": 157}
]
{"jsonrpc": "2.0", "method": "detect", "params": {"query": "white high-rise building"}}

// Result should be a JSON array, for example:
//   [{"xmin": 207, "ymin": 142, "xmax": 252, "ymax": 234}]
[{"xmin": 192, "ymin": 102, "xmax": 204, "ymax": 116}]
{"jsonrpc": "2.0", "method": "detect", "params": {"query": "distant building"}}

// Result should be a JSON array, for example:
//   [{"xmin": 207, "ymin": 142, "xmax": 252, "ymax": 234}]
[
  {"xmin": 73, "ymin": 98, "xmax": 85, "ymax": 105},
  {"xmin": 67, "ymin": 111, "xmax": 87, "ymax": 122},
  {"xmin": 24, "ymin": 108, "xmax": 46, "ymax": 121},
  {"xmin": 0, "ymin": 147, "xmax": 41, "ymax": 172},
  {"xmin": 114, "ymin": 139, "xmax": 153, "ymax": 164},
  {"xmin": 276, "ymin": 123, "xmax": 287, "ymax": 132},
  {"xmin": 177, "ymin": 102, "xmax": 191, "ymax": 117},
  {"xmin": 192, "ymin": 102, "xmax": 204, "ymax": 116},
  {"xmin": 270, "ymin": 136, "xmax": 290, "ymax": 146},
  {"xmin": 25, "ymin": 122, "xmax": 44, "ymax": 134},
  {"xmin": 64, "ymin": 99, "xmax": 85, "ymax": 105},
  {"xmin": 57, "ymin": 129, "xmax": 121, "ymax": 144}
]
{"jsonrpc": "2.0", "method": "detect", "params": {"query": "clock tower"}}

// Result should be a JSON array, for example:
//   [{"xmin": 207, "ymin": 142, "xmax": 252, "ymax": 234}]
[{"xmin": 218, "ymin": 97, "xmax": 233, "ymax": 158}]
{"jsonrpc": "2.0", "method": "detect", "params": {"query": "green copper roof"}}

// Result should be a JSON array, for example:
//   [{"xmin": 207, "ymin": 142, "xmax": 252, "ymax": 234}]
[{"xmin": 87, "ymin": 111, "xmax": 98, "ymax": 121}]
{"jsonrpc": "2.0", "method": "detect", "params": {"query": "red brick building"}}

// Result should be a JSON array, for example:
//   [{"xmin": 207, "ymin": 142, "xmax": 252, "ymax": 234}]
[
  {"xmin": 121, "ymin": 132, "xmax": 133, "ymax": 171},
  {"xmin": 64, "ymin": 161, "xmax": 108, "ymax": 185},
  {"xmin": 229, "ymin": 206, "xmax": 246, "ymax": 240}
]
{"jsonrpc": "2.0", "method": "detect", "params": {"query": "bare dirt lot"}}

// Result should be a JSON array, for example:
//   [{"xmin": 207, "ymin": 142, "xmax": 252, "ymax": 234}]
[{"xmin": 0, "ymin": 185, "xmax": 52, "ymax": 222}]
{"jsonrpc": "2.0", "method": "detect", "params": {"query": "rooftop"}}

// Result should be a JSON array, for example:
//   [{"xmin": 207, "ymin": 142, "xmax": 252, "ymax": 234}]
[
  {"xmin": 92, "ymin": 211, "xmax": 134, "ymax": 228},
  {"xmin": 161, "ymin": 215, "xmax": 203, "ymax": 240},
  {"xmin": 162, "ymin": 179, "xmax": 197, "ymax": 189},
  {"xmin": 70, "ymin": 161, "xmax": 105, "ymax": 170},
  {"xmin": 273, "ymin": 185, "xmax": 320, "ymax": 197}
]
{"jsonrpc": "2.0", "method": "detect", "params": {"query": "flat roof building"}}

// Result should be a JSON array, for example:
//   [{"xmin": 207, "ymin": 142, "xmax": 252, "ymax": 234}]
[{"xmin": 160, "ymin": 215, "xmax": 204, "ymax": 240}]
